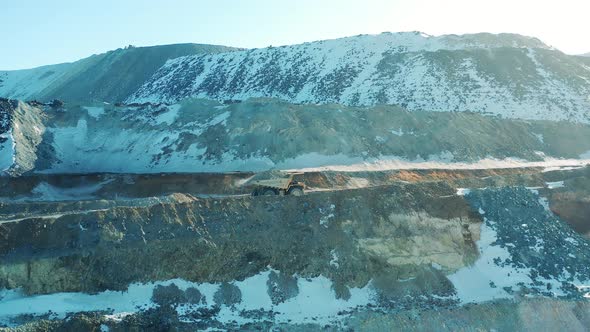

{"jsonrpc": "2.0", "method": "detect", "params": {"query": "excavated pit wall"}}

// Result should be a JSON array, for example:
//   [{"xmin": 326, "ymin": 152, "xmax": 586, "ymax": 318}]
[
  {"xmin": 2, "ymin": 167, "xmax": 588, "ymax": 237},
  {"xmin": 2, "ymin": 98, "xmax": 590, "ymax": 175},
  {"xmin": 0, "ymin": 182, "xmax": 480, "ymax": 296}
]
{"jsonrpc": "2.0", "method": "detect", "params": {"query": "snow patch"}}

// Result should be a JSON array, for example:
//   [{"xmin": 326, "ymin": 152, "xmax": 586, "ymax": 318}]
[
  {"xmin": 456, "ymin": 188, "xmax": 471, "ymax": 196},
  {"xmin": 390, "ymin": 128, "xmax": 405, "ymax": 136},
  {"xmin": 319, "ymin": 204, "xmax": 336, "ymax": 227},
  {"xmin": 15, "ymin": 179, "xmax": 115, "ymax": 201},
  {"xmin": 155, "ymin": 104, "xmax": 181, "ymax": 125},
  {"xmin": 290, "ymin": 154, "xmax": 590, "ymax": 173},
  {"xmin": 330, "ymin": 249, "xmax": 340, "ymax": 268},
  {"xmin": 84, "ymin": 107, "xmax": 105, "ymax": 119},
  {"xmin": 0, "ymin": 130, "xmax": 15, "ymax": 173},
  {"xmin": 448, "ymin": 219, "xmax": 538, "ymax": 304},
  {"xmin": 533, "ymin": 133, "xmax": 544, "ymax": 144},
  {"xmin": 546, "ymin": 181, "xmax": 565, "ymax": 189},
  {"xmin": 0, "ymin": 271, "xmax": 375, "ymax": 327}
]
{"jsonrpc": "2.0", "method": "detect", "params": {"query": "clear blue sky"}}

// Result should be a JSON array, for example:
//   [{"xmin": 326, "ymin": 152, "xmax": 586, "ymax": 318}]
[{"xmin": 2, "ymin": 0, "xmax": 589, "ymax": 70}]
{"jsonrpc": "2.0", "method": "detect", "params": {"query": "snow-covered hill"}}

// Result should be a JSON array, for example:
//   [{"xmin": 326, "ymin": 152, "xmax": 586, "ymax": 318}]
[
  {"xmin": 129, "ymin": 32, "xmax": 590, "ymax": 123},
  {"xmin": 0, "ymin": 43, "xmax": 236, "ymax": 103},
  {"xmin": 2, "ymin": 32, "xmax": 589, "ymax": 123}
]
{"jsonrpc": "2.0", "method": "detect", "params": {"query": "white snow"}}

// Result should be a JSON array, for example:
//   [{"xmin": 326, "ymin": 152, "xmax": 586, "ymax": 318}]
[
  {"xmin": 0, "ymin": 283, "xmax": 159, "ymax": 325},
  {"xmin": 319, "ymin": 204, "xmax": 336, "ymax": 227},
  {"xmin": 289, "ymin": 154, "xmax": 590, "ymax": 173},
  {"xmin": 456, "ymin": 188, "xmax": 471, "ymax": 196},
  {"xmin": 346, "ymin": 177, "xmax": 370, "ymax": 189},
  {"xmin": 537, "ymin": 196, "xmax": 551, "ymax": 212},
  {"xmin": 19, "ymin": 179, "xmax": 114, "ymax": 201},
  {"xmin": 546, "ymin": 181, "xmax": 565, "ymax": 189},
  {"xmin": 84, "ymin": 107, "xmax": 105, "ymax": 119},
  {"xmin": 127, "ymin": 32, "xmax": 590, "ymax": 124},
  {"xmin": 154, "ymin": 104, "xmax": 181, "ymax": 125},
  {"xmin": 0, "ymin": 270, "xmax": 376, "ymax": 327},
  {"xmin": 390, "ymin": 128, "xmax": 405, "ymax": 136},
  {"xmin": 330, "ymin": 249, "xmax": 340, "ymax": 268},
  {"xmin": 0, "ymin": 130, "xmax": 15, "ymax": 173},
  {"xmin": 448, "ymin": 218, "xmax": 538, "ymax": 304},
  {"xmin": 0, "ymin": 63, "xmax": 72, "ymax": 100}
]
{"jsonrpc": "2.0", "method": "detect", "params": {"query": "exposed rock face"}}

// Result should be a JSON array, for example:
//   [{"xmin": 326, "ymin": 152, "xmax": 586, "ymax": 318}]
[
  {"xmin": 213, "ymin": 283, "xmax": 242, "ymax": 306},
  {"xmin": 0, "ymin": 99, "xmax": 45, "ymax": 176},
  {"xmin": 0, "ymin": 182, "xmax": 479, "ymax": 295},
  {"xmin": 128, "ymin": 32, "xmax": 590, "ymax": 123},
  {"xmin": 1, "ymin": 98, "xmax": 590, "ymax": 175}
]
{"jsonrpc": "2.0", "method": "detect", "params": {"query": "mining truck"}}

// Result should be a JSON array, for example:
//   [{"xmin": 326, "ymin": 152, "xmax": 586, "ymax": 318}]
[{"xmin": 249, "ymin": 171, "xmax": 305, "ymax": 196}]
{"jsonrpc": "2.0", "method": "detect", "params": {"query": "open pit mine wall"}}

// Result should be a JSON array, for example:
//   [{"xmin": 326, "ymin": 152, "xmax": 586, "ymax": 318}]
[
  {"xmin": 1, "ymin": 98, "xmax": 590, "ymax": 175},
  {"xmin": 2, "ymin": 180, "xmax": 590, "ymax": 308},
  {"xmin": 0, "ymin": 182, "xmax": 480, "ymax": 298}
]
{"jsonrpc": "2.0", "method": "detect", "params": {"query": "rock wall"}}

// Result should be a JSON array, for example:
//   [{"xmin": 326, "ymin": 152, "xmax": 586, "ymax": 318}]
[
  {"xmin": 0, "ymin": 182, "xmax": 479, "ymax": 295},
  {"xmin": 2, "ymin": 98, "xmax": 590, "ymax": 175}
]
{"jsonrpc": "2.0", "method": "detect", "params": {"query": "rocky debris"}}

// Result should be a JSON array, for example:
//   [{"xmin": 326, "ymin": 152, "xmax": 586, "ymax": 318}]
[
  {"xmin": 213, "ymin": 282, "xmax": 242, "ymax": 306},
  {"xmin": 347, "ymin": 298, "xmax": 590, "ymax": 332},
  {"xmin": 266, "ymin": 270, "xmax": 299, "ymax": 305},
  {"xmin": 152, "ymin": 283, "xmax": 194, "ymax": 308},
  {"xmin": 48, "ymin": 99, "xmax": 64, "ymax": 109},
  {"xmin": 8, "ymin": 297, "xmax": 590, "ymax": 331},
  {"xmin": 466, "ymin": 186, "xmax": 590, "ymax": 297},
  {"xmin": 372, "ymin": 266, "xmax": 457, "ymax": 310},
  {"xmin": 0, "ymin": 98, "xmax": 17, "ymax": 134}
]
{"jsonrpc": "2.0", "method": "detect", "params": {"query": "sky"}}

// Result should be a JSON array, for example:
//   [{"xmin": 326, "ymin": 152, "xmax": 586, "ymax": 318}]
[{"xmin": 1, "ymin": 0, "xmax": 589, "ymax": 70}]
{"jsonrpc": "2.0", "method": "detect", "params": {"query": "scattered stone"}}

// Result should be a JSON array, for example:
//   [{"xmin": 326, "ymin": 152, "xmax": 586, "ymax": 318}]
[
  {"xmin": 214, "ymin": 282, "xmax": 242, "ymax": 306},
  {"xmin": 185, "ymin": 287, "xmax": 204, "ymax": 305},
  {"xmin": 332, "ymin": 281, "xmax": 351, "ymax": 301},
  {"xmin": 266, "ymin": 271, "xmax": 299, "ymax": 305},
  {"xmin": 151, "ymin": 283, "xmax": 186, "ymax": 307},
  {"xmin": 49, "ymin": 99, "xmax": 64, "ymax": 109}
]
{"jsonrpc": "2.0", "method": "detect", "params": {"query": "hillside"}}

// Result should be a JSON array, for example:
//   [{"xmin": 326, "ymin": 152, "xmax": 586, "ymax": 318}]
[
  {"xmin": 2, "ymin": 33, "xmax": 589, "ymax": 123},
  {"xmin": 0, "ymin": 43, "xmax": 237, "ymax": 103},
  {"xmin": 128, "ymin": 32, "xmax": 590, "ymax": 123}
]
